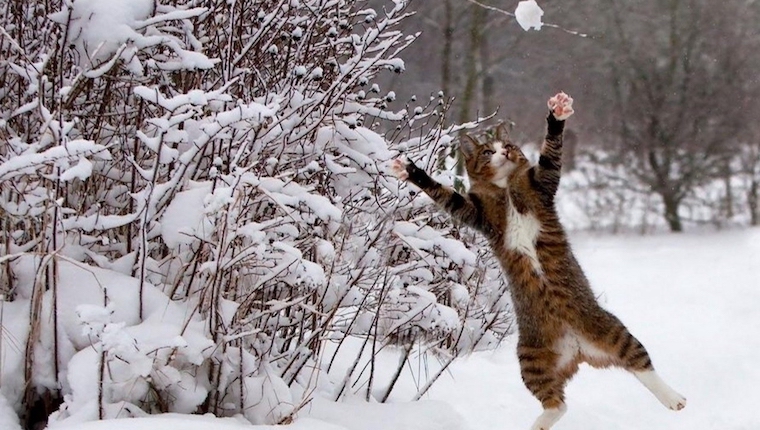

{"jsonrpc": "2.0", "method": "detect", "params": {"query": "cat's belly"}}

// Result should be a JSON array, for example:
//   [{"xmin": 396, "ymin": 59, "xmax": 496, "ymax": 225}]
[
  {"xmin": 505, "ymin": 205, "xmax": 542, "ymax": 274},
  {"xmin": 554, "ymin": 328, "xmax": 611, "ymax": 369}
]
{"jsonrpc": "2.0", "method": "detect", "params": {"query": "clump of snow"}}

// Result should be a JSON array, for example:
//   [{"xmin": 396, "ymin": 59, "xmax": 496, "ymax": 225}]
[
  {"xmin": 515, "ymin": 0, "xmax": 544, "ymax": 31},
  {"xmin": 393, "ymin": 222, "xmax": 476, "ymax": 267},
  {"xmin": 242, "ymin": 366, "xmax": 294, "ymax": 425},
  {"xmin": 60, "ymin": 157, "xmax": 94, "ymax": 182},
  {"xmin": 49, "ymin": 0, "xmax": 154, "ymax": 64},
  {"xmin": 310, "ymin": 67, "xmax": 324, "ymax": 80},
  {"xmin": 160, "ymin": 183, "xmax": 213, "ymax": 249},
  {"xmin": 0, "ymin": 140, "xmax": 110, "ymax": 182}
]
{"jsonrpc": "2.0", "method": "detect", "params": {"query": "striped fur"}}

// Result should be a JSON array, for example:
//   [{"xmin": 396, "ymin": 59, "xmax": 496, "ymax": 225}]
[{"xmin": 392, "ymin": 93, "xmax": 685, "ymax": 429}]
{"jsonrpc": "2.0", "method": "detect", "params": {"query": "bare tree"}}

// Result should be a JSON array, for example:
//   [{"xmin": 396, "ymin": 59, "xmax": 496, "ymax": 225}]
[{"xmin": 604, "ymin": 0, "xmax": 755, "ymax": 231}]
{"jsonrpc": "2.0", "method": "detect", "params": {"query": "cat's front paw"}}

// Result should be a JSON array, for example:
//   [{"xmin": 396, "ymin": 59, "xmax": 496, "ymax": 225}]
[
  {"xmin": 547, "ymin": 92, "xmax": 574, "ymax": 120},
  {"xmin": 389, "ymin": 157, "xmax": 409, "ymax": 180},
  {"xmin": 504, "ymin": 144, "xmax": 527, "ymax": 164}
]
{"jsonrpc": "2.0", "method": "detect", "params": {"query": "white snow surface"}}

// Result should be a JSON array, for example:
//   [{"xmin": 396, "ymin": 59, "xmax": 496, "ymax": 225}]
[
  {"xmin": 515, "ymin": 0, "xmax": 544, "ymax": 31},
  {"xmin": 47, "ymin": 414, "xmax": 344, "ymax": 430},
  {"xmin": 0, "ymin": 392, "xmax": 21, "ymax": 430},
  {"xmin": 0, "ymin": 228, "xmax": 754, "ymax": 429}
]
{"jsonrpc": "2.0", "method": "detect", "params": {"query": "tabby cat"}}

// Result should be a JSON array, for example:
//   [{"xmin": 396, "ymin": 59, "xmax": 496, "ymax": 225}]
[{"xmin": 390, "ymin": 93, "xmax": 685, "ymax": 430}]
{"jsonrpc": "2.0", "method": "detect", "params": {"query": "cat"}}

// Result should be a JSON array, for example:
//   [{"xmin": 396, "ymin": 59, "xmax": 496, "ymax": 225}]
[{"xmin": 390, "ymin": 92, "xmax": 685, "ymax": 430}]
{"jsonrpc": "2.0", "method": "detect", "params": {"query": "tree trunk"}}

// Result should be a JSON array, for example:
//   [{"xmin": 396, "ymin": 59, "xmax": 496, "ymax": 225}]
[
  {"xmin": 478, "ymin": 13, "xmax": 493, "ymax": 116},
  {"xmin": 437, "ymin": 0, "xmax": 454, "ymax": 170},
  {"xmin": 455, "ymin": 4, "xmax": 486, "ymax": 175},
  {"xmin": 441, "ymin": 0, "xmax": 453, "ymax": 98},
  {"xmin": 662, "ymin": 193, "xmax": 684, "ymax": 232},
  {"xmin": 722, "ymin": 158, "xmax": 734, "ymax": 218},
  {"xmin": 749, "ymin": 177, "xmax": 758, "ymax": 226}
]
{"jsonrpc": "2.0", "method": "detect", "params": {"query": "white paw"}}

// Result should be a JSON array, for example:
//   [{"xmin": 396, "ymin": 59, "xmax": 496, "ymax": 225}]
[
  {"xmin": 634, "ymin": 370, "xmax": 686, "ymax": 411},
  {"xmin": 389, "ymin": 157, "xmax": 409, "ymax": 180},
  {"xmin": 547, "ymin": 92, "xmax": 574, "ymax": 120},
  {"xmin": 662, "ymin": 391, "xmax": 687, "ymax": 411},
  {"xmin": 530, "ymin": 405, "xmax": 567, "ymax": 430}
]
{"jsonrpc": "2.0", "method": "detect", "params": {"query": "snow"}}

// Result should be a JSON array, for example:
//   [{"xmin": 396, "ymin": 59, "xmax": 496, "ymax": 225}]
[
  {"xmin": 421, "ymin": 228, "xmax": 760, "ymax": 430},
  {"xmin": 47, "ymin": 414, "xmax": 345, "ymax": 430},
  {"xmin": 0, "ymin": 139, "xmax": 110, "ymax": 182},
  {"xmin": 303, "ymin": 397, "xmax": 465, "ymax": 430},
  {"xmin": 0, "ymin": 392, "xmax": 21, "ymax": 430},
  {"xmin": 49, "ymin": 0, "xmax": 154, "ymax": 64},
  {"xmin": 393, "ymin": 221, "xmax": 477, "ymax": 266},
  {"xmin": 4, "ymin": 0, "xmax": 758, "ymax": 428},
  {"xmin": 515, "ymin": 0, "xmax": 544, "ymax": 31},
  {"xmin": 160, "ymin": 182, "xmax": 213, "ymax": 248},
  {"xmin": 310, "ymin": 229, "xmax": 760, "ymax": 430},
  {"xmin": 241, "ymin": 365, "xmax": 294, "ymax": 425},
  {"xmin": 1, "ymin": 225, "xmax": 757, "ymax": 430},
  {"xmin": 59, "ymin": 157, "xmax": 93, "ymax": 181}
]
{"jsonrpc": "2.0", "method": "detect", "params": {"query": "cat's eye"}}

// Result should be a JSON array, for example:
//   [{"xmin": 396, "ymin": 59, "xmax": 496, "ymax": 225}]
[{"xmin": 482, "ymin": 149, "xmax": 494, "ymax": 157}]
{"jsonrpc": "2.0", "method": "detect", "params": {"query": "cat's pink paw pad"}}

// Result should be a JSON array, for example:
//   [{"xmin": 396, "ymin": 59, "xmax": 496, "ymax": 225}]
[
  {"xmin": 504, "ymin": 144, "xmax": 524, "ymax": 163},
  {"xmin": 389, "ymin": 157, "xmax": 409, "ymax": 180},
  {"xmin": 547, "ymin": 92, "xmax": 574, "ymax": 120}
]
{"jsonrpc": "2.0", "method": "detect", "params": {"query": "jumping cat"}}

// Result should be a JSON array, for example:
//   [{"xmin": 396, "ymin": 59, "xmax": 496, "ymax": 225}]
[{"xmin": 390, "ymin": 93, "xmax": 685, "ymax": 430}]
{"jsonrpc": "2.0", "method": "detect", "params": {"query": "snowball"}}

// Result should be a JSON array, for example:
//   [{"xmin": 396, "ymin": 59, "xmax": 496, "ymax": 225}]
[{"xmin": 515, "ymin": 0, "xmax": 544, "ymax": 31}]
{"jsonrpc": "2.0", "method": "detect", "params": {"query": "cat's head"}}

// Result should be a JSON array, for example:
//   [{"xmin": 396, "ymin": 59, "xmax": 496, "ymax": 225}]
[{"xmin": 460, "ymin": 124, "xmax": 526, "ymax": 188}]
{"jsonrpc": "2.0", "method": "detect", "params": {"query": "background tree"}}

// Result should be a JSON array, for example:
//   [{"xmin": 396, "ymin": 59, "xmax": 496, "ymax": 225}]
[{"xmin": 603, "ymin": 0, "xmax": 755, "ymax": 231}]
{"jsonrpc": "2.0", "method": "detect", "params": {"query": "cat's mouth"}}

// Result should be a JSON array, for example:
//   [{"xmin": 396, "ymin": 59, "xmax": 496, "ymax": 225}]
[{"xmin": 490, "ymin": 157, "xmax": 517, "ymax": 188}]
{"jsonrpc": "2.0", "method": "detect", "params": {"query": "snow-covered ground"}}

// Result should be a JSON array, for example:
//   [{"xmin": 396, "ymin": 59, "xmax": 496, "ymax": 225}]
[
  {"xmin": 10, "ymin": 227, "xmax": 755, "ymax": 430},
  {"xmin": 422, "ymin": 228, "xmax": 760, "ymax": 430}
]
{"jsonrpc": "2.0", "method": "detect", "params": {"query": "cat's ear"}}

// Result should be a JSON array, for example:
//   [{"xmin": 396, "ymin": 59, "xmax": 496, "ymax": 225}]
[
  {"xmin": 460, "ymin": 134, "xmax": 479, "ymax": 159},
  {"xmin": 495, "ymin": 123, "xmax": 510, "ymax": 142}
]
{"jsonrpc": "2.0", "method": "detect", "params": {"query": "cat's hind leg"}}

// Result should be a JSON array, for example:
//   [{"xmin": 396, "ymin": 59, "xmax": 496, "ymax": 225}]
[
  {"xmin": 591, "ymin": 314, "xmax": 687, "ymax": 411},
  {"xmin": 518, "ymin": 346, "xmax": 571, "ymax": 430}
]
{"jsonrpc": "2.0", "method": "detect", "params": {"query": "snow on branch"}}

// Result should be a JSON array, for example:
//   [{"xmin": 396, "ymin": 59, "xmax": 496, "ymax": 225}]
[{"xmin": 0, "ymin": 0, "xmax": 512, "ymax": 426}]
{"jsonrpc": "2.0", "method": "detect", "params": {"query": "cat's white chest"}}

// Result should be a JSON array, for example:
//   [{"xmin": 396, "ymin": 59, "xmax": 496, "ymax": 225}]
[{"xmin": 505, "ymin": 203, "xmax": 542, "ymax": 273}]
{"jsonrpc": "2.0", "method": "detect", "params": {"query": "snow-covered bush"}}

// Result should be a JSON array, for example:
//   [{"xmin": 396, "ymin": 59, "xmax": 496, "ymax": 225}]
[{"xmin": 0, "ymin": 0, "xmax": 511, "ymax": 426}]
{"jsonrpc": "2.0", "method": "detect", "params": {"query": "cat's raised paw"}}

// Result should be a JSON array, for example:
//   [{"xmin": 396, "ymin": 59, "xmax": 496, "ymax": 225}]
[
  {"xmin": 547, "ymin": 92, "xmax": 574, "ymax": 120},
  {"xmin": 389, "ymin": 157, "xmax": 409, "ymax": 180}
]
